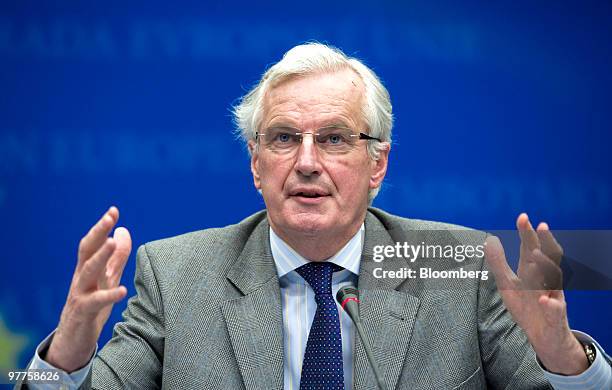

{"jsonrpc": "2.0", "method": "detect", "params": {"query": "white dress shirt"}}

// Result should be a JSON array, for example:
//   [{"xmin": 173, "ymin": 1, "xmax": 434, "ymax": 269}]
[{"xmin": 270, "ymin": 224, "xmax": 363, "ymax": 390}]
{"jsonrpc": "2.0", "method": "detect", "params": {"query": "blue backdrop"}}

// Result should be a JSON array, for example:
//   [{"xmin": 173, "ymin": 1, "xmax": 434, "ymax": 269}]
[{"xmin": 1, "ymin": 1, "xmax": 610, "ymax": 371}]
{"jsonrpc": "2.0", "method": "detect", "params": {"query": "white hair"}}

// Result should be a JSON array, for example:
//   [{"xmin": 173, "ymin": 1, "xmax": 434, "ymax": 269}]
[{"xmin": 233, "ymin": 42, "xmax": 393, "ymax": 200}]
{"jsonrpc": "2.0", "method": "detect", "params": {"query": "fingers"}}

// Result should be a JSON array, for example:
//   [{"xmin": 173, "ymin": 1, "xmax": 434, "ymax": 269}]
[
  {"xmin": 523, "ymin": 248, "xmax": 563, "ymax": 291},
  {"xmin": 50, "ymin": 206, "xmax": 129, "ymax": 372},
  {"xmin": 78, "ymin": 237, "xmax": 116, "ymax": 291},
  {"xmin": 82, "ymin": 286, "xmax": 128, "ymax": 313},
  {"xmin": 517, "ymin": 213, "xmax": 540, "ymax": 252},
  {"xmin": 484, "ymin": 235, "xmax": 516, "ymax": 290},
  {"xmin": 78, "ymin": 207, "xmax": 120, "ymax": 265},
  {"xmin": 105, "ymin": 227, "xmax": 132, "ymax": 287},
  {"xmin": 536, "ymin": 222, "xmax": 563, "ymax": 265}
]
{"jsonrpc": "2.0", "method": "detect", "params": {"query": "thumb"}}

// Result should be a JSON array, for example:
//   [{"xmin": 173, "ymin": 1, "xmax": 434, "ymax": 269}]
[
  {"xmin": 113, "ymin": 227, "xmax": 132, "ymax": 255},
  {"xmin": 538, "ymin": 294, "xmax": 567, "ymax": 325},
  {"xmin": 106, "ymin": 227, "xmax": 132, "ymax": 285}
]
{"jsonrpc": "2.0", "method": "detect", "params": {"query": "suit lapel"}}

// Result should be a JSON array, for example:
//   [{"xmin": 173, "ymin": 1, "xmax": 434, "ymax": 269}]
[
  {"xmin": 221, "ymin": 217, "xmax": 285, "ymax": 390},
  {"xmin": 353, "ymin": 212, "xmax": 421, "ymax": 390}
]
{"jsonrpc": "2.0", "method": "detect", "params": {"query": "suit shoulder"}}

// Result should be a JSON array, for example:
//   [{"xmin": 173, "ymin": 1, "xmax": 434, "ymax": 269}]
[
  {"xmin": 368, "ymin": 207, "xmax": 480, "ymax": 230},
  {"xmin": 138, "ymin": 210, "xmax": 267, "ymax": 275},
  {"xmin": 367, "ymin": 207, "xmax": 487, "ymax": 243}
]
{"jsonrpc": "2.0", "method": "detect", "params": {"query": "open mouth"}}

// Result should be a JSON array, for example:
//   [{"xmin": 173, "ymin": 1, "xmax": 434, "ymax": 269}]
[
  {"xmin": 294, "ymin": 192, "xmax": 326, "ymax": 198},
  {"xmin": 289, "ymin": 189, "xmax": 330, "ymax": 200}
]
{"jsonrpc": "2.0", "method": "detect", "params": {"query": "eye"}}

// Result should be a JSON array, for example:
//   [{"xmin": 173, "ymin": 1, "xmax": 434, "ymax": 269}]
[
  {"xmin": 321, "ymin": 132, "xmax": 348, "ymax": 145},
  {"xmin": 328, "ymin": 134, "xmax": 344, "ymax": 144},
  {"xmin": 277, "ymin": 133, "xmax": 292, "ymax": 143}
]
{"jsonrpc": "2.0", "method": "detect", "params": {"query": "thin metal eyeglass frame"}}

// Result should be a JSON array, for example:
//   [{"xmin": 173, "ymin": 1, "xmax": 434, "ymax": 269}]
[{"xmin": 255, "ymin": 130, "xmax": 382, "ymax": 143}]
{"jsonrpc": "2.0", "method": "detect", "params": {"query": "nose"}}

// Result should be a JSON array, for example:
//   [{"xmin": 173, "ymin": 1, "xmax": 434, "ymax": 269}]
[{"xmin": 294, "ymin": 133, "xmax": 323, "ymax": 177}]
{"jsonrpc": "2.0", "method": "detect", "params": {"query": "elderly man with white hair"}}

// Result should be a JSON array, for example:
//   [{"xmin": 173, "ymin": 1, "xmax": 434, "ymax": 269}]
[{"xmin": 21, "ymin": 43, "xmax": 611, "ymax": 389}]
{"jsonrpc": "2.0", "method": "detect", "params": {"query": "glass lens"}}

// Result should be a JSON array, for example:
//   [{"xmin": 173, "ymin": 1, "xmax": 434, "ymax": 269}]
[
  {"xmin": 262, "ymin": 127, "xmax": 301, "ymax": 150},
  {"xmin": 315, "ymin": 127, "xmax": 359, "ymax": 153}
]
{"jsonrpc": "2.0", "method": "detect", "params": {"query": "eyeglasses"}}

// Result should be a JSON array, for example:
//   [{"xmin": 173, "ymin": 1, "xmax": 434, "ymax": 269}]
[{"xmin": 255, "ymin": 126, "xmax": 382, "ymax": 155}]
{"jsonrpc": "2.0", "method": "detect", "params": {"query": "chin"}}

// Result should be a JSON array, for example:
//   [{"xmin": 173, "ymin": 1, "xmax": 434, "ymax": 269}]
[{"xmin": 284, "ymin": 211, "xmax": 334, "ymax": 235}]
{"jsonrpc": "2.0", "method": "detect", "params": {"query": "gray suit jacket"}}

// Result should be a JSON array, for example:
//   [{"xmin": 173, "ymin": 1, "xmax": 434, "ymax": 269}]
[{"xmin": 29, "ymin": 208, "xmax": 574, "ymax": 389}]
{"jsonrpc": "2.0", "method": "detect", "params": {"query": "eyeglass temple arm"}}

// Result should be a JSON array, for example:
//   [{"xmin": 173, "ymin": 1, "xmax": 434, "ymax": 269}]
[{"xmin": 359, "ymin": 132, "xmax": 382, "ymax": 142}]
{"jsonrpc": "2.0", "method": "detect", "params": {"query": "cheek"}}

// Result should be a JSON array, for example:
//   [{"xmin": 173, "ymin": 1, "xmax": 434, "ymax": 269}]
[
  {"xmin": 327, "ymin": 160, "xmax": 371, "ymax": 198},
  {"xmin": 259, "ymin": 155, "xmax": 292, "ymax": 189}
]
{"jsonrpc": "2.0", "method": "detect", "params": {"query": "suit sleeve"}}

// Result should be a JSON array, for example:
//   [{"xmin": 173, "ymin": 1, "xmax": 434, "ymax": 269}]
[{"xmin": 82, "ymin": 244, "xmax": 166, "ymax": 389}]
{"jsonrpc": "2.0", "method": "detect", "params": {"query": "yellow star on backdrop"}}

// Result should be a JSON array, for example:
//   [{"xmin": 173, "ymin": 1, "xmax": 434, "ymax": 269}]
[{"xmin": 0, "ymin": 314, "xmax": 29, "ymax": 371}]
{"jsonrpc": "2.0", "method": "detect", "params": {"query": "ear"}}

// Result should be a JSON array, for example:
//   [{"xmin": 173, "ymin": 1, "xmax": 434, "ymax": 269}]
[
  {"xmin": 248, "ymin": 140, "xmax": 261, "ymax": 190},
  {"xmin": 369, "ymin": 143, "xmax": 390, "ymax": 191}
]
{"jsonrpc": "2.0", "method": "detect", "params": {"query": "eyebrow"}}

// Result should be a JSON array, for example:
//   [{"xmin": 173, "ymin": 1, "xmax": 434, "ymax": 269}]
[{"xmin": 266, "ymin": 120, "xmax": 352, "ymax": 130}]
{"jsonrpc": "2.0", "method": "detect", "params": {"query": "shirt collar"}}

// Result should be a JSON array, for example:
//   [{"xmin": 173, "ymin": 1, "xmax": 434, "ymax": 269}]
[{"xmin": 269, "ymin": 224, "xmax": 363, "ymax": 279}]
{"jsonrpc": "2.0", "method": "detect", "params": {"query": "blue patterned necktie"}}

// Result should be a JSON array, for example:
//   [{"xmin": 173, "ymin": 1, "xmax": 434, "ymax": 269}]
[{"xmin": 296, "ymin": 261, "xmax": 345, "ymax": 390}]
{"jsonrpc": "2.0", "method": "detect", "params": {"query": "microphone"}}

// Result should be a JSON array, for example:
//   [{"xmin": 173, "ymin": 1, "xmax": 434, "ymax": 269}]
[{"xmin": 336, "ymin": 287, "xmax": 387, "ymax": 390}]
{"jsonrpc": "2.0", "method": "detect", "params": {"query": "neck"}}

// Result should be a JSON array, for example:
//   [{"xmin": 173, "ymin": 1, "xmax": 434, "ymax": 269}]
[{"xmin": 269, "ymin": 216, "xmax": 364, "ymax": 261}]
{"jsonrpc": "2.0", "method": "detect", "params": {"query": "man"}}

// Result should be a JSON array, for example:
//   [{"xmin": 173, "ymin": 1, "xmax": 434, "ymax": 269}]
[{"xmin": 22, "ymin": 43, "xmax": 611, "ymax": 389}]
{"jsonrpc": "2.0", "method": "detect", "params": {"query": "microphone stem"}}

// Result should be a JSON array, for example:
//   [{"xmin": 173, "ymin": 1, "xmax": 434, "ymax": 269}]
[{"xmin": 353, "ymin": 319, "xmax": 387, "ymax": 390}]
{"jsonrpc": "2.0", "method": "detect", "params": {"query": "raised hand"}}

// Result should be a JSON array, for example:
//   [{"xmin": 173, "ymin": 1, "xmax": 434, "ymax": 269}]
[
  {"xmin": 45, "ymin": 206, "xmax": 132, "ymax": 372},
  {"xmin": 485, "ymin": 213, "xmax": 589, "ymax": 375}
]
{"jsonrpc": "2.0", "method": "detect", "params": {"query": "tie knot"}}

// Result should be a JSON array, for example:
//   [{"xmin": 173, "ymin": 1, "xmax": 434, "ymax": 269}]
[{"xmin": 296, "ymin": 262, "xmax": 342, "ymax": 296}]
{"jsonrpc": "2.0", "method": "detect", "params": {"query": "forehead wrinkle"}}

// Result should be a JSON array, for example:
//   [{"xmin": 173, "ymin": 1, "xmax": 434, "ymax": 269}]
[
  {"xmin": 266, "ymin": 101, "xmax": 357, "ymax": 130},
  {"xmin": 262, "ymin": 70, "xmax": 366, "ymax": 130}
]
